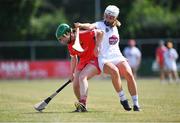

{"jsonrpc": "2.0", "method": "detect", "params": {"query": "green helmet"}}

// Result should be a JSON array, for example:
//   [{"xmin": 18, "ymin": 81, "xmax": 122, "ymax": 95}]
[{"xmin": 55, "ymin": 23, "xmax": 71, "ymax": 39}]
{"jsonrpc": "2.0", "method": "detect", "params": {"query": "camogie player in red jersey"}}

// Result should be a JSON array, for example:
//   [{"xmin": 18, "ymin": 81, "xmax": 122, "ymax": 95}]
[{"xmin": 56, "ymin": 23, "xmax": 103, "ymax": 112}]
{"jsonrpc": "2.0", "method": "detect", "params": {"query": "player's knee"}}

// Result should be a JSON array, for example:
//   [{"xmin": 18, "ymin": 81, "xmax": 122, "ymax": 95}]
[
  {"xmin": 126, "ymin": 71, "xmax": 135, "ymax": 81},
  {"xmin": 79, "ymin": 73, "xmax": 88, "ymax": 82},
  {"xmin": 109, "ymin": 67, "xmax": 119, "ymax": 77},
  {"xmin": 73, "ymin": 80, "xmax": 79, "ymax": 88}
]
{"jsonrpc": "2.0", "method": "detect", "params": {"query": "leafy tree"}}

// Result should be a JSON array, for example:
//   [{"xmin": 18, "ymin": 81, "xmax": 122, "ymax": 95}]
[
  {"xmin": 125, "ymin": 0, "xmax": 180, "ymax": 38},
  {"xmin": 27, "ymin": 0, "xmax": 69, "ymax": 40},
  {"xmin": 0, "ymin": 0, "xmax": 37, "ymax": 41},
  {"xmin": 29, "ymin": 9, "xmax": 68, "ymax": 40},
  {"xmin": 60, "ymin": 0, "xmax": 95, "ymax": 23},
  {"xmin": 1, "ymin": 0, "xmax": 180, "ymax": 41}
]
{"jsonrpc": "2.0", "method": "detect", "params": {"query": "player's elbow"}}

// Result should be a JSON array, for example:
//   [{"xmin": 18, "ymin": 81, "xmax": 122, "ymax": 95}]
[{"xmin": 96, "ymin": 29, "xmax": 104, "ymax": 37}]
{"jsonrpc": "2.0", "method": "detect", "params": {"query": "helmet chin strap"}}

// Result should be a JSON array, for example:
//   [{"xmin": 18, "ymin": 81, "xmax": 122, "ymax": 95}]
[
  {"xmin": 104, "ymin": 20, "xmax": 113, "ymax": 27},
  {"xmin": 67, "ymin": 30, "xmax": 72, "ymax": 44}
]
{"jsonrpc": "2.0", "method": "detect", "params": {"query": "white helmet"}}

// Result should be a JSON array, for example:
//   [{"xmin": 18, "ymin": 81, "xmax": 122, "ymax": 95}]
[{"xmin": 104, "ymin": 5, "xmax": 119, "ymax": 17}]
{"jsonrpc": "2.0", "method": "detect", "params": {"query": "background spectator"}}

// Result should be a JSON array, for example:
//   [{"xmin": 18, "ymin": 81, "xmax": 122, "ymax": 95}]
[
  {"xmin": 123, "ymin": 39, "xmax": 142, "ymax": 78},
  {"xmin": 155, "ymin": 40, "xmax": 167, "ymax": 82},
  {"xmin": 164, "ymin": 41, "xmax": 179, "ymax": 82}
]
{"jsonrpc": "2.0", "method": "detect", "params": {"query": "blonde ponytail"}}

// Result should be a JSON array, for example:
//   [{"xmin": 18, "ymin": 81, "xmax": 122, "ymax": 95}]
[{"xmin": 113, "ymin": 20, "xmax": 121, "ymax": 27}]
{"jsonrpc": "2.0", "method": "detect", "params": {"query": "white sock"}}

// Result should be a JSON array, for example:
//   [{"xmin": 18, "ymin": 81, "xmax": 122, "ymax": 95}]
[
  {"xmin": 118, "ymin": 90, "xmax": 127, "ymax": 101},
  {"xmin": 132, "ymin": 95, "xmax": 139, "ymax": 107}
]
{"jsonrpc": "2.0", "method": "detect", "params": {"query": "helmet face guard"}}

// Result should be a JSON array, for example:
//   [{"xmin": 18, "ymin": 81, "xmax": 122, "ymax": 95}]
[{"xmin": 56, "ymin": 23, "xmax": 71, "ymax": 40}]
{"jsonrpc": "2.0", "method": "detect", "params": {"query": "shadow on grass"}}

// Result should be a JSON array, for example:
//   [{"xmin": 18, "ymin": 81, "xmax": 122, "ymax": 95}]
[
  {"xmin": 22, "ymin": 112, "xmax": 63, "ymax": 114},
  {"xmin": 22, "ymin": 110, "xmax": 108, "ymax": 114},
  {"xmin": 68, "ymin": 110, "xmax": 107, "ymax": 113}
]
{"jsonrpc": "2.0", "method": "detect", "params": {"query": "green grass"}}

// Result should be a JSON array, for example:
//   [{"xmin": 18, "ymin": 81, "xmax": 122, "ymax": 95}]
[{"xmin": 0, "ymin": 78, "xmax": 180, "ymax": 122}]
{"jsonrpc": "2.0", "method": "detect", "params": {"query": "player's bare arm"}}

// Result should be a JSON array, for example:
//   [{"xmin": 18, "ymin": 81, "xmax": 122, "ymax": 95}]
[
  {"xmin": 70, "ymin": 55, "xmax": 78, "ymax": 81},
  {"xmin": 74, "ymin": 22, "xmax": 95, "ymax": 30},
  {"xmin": 94, "ymin": 29, "xmax": 104, "ymax": 57}
]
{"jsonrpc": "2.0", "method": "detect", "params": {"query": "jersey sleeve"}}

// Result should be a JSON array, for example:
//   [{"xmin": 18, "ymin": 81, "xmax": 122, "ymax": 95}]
[
  {"xmin": 93, "ymin": 22, "xmax": 99, "ymax": 29},
  {"xmin": 93, "ymin": 21, "xmax": 104, "ymax": 31}
]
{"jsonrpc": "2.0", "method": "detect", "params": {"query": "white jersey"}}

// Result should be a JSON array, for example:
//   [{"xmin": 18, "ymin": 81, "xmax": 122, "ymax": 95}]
[
  {"xmin": 123, "ymin": 46, "xmax": 141, "ymax": 68},
  {"xmin": 94, "ymin": 21, "xmax": 126, "ymax": 71},
  {"xmin": 164, "ymin": 48, "xmax": 178, "ymax": 71}
]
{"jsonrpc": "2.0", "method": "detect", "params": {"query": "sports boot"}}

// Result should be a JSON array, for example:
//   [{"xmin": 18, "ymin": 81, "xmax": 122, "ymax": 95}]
[
  {"xmin": 74, "ymin": 102, "xmax": 87, "ymax": 112},
  {"xmin": 120, "ymin": 100, "xmax": 131, "ymax": 111},
  {"xmin": 133, "ymin": 105, "xmax": 140, "ymax": 111}
]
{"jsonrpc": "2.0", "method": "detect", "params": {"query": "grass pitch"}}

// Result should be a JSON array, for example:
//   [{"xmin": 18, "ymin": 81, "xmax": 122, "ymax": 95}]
[{"xmin": 0, "ymin": 78, "xmax": 180, "ymax": 122}]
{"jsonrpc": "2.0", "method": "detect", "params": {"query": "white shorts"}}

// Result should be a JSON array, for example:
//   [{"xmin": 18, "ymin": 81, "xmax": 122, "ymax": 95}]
[
  {"xmin": 164, "ymin": 62, "xmax": 177, "ymax": 71},
  {"xmin": 98, "ymin": 55, "xmax": 126, "ymax": 72}
]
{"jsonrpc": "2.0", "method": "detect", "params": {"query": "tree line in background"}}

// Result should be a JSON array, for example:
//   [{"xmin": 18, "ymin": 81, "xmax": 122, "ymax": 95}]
[{"xmin": 0, "ymin": 0, "xmax": 180, "ymax": 41}]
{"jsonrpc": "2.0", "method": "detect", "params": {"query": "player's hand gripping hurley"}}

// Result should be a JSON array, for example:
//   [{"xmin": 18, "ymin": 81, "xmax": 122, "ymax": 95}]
[{"xmin": 34, "ymin": 80, "xmax": 71, "ymax": 112}]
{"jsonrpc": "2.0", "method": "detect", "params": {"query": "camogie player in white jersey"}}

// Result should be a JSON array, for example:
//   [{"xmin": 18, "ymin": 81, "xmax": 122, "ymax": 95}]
[
  {"xmin": 75, "ymin": 5, "xmax": 140, "ymax": 111},
  {"xmin": 164, "ymin": 41, "xmax": 179, "ymax": 82}
]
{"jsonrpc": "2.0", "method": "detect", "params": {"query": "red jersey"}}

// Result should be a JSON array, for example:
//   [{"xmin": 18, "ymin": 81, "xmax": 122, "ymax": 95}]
[
  {"xmin": 68, "ymin": 30, "xmax": 96, "ymax": 63},
  {"xmin": 156, "ymin": 46, "xmax": 167, "ymax": 66}
]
